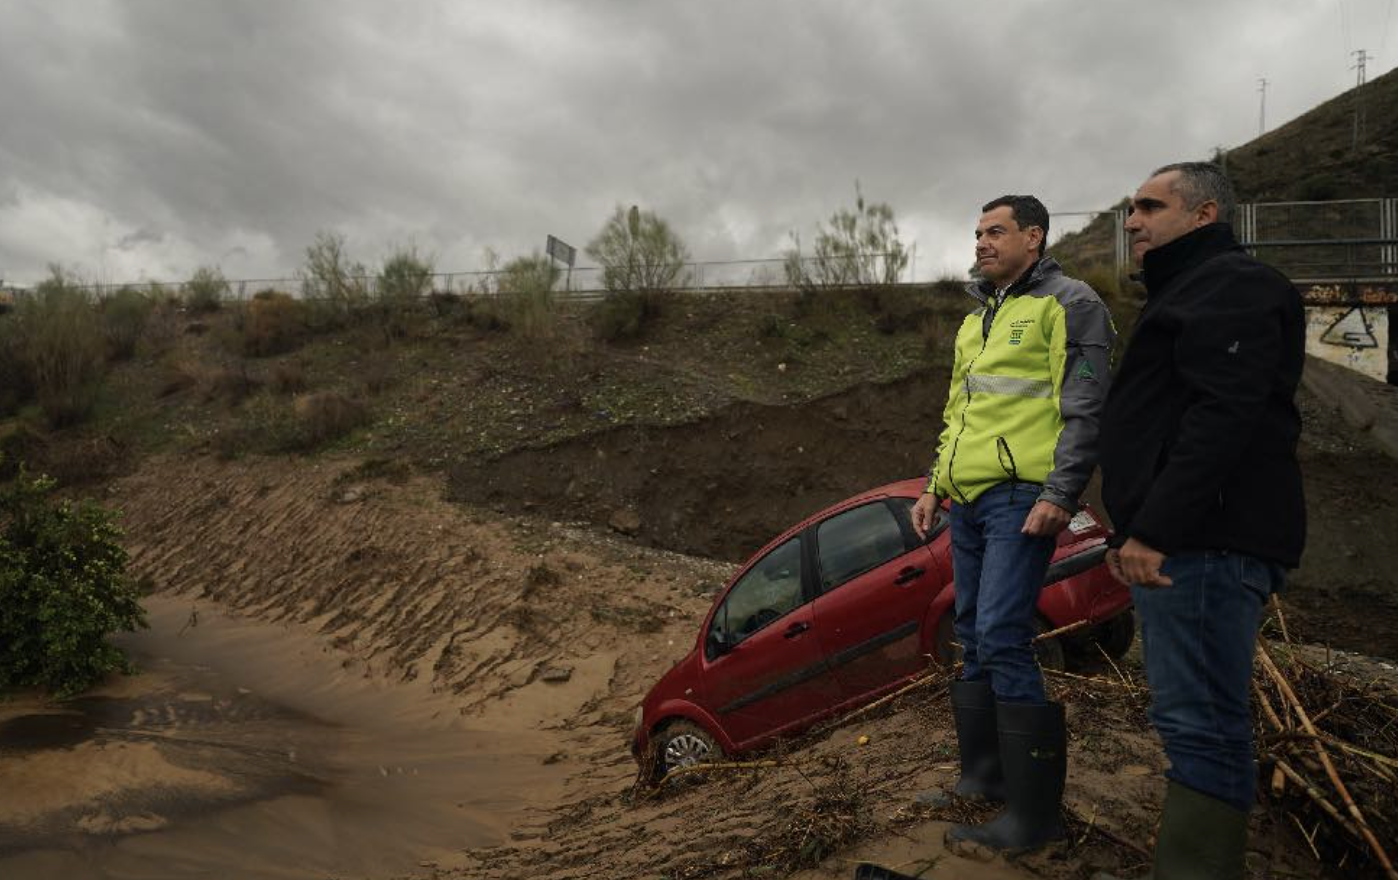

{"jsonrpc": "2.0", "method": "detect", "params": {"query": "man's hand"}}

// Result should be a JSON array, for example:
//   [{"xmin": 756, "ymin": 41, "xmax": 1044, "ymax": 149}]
[
  {"xmin": 1118, "ymin": 537, "xmax": 1172, "ymax": 588},
  {"xmin": 1105, "ymin": 548, "xmax": 1127, "ymax": 585},
  {"xmin": 912, "ymin": 493, "xmax": 938, "ymax": 540},
  {"xmin": 1021, "ymin": 500, "xmax": 1070, "ymax": 536}
]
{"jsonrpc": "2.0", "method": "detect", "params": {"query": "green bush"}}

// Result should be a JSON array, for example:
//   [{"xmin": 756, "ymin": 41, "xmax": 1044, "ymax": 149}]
[
  {"xmin": 289, "ymin": 391, "xmax": 370, "ymax": 450},
  {"xmin": 101, "ymin": 286, "xmax": 155, "ymax": 361},
  {"xmin": 584, "ymin": 205, "xmax": 692, "ymax": 297},
  {"xmin": 241, "ymin": 291, "xmax": 310, "ymax": 356},
  {"xmin": 498, "ymin": 253, "xmax": 560, "ymax": 339},
  {"xmin": 374, "ymin": 247, "xmax": 433, "ymax": 342},
  {"xmin": 18, "ymin": 267, "xmax": 106, "ymax": 427},
  {"xmin": 184, "ymin": 266, "xmax": 230, "ymax": 313},
  {"xmin": 785, "ymin": 184, "xmax": 909, "ymax": 290},
  {"xmin": 0, "ymin": 314, "xmax": 31, "ymax": 417},
  {"xmin": 300, "ymin": 231, "xmax": 370, "ymax": 327},
  {"xmin": 589, "ymin": 290, "xmax": 662, "ymax": 342},
  {"xmin": 0, "ymin": 464, "xmax": 147, "ymax": 697}
]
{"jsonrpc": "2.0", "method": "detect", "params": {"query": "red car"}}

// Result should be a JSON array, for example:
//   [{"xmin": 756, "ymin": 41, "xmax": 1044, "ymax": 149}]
[{"xmin": 632, "ymin": 478, "xmax": 1132, "ymax": 777}]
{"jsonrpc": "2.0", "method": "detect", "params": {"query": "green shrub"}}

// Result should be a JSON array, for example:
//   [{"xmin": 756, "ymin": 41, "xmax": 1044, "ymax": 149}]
[
  {"xmin": 584, "ymin": 205, "xmax": 692, "ymax": 297},
  {"xmin": 589, "ymin": 290, "xmax": 662, "ymax": 342},
  {"xmin": 101, "ymin": 286, "xmax": 155, "ymax": 361},
  {"xmin": 19, "ymin": 267, "xmax": 106, "ymax": 427},
  {"xmin": 0, "ymin": 315, "xmax": 31, "ymax": 417},
  {"xmin": 184, "ymin": 266, "xmax": 229, "ymax": 313},
  {"xmin": 374, "ymin": 247, "xmax": 433, "ymax": 342},
  {"xmin": 289, "ymin": 391, "xmax": 369, "ymax": 450},
  {"xmin": 498, "ymin": 253, "xmax": 559, "ymax": 339},
  {"xmin": 242, "ymin": 291, "xmax": 309, "ymax": 356},
  {"xmin": 785, "ymin": 184, "xmax": 909, "ymax": 290},
  {"xmin": 300, "ymin": 231, "xmax": 369, "ymax": 327},
  {"xmin": 0, "ymin": 464, "xmax": 147, "ymax": 697}
]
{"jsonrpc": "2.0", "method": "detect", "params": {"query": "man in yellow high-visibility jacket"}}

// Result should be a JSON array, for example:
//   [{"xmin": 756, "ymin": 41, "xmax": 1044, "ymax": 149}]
[{"xmin": 911, "ymin": 194, "xmax": 1115, "ymax": 856}]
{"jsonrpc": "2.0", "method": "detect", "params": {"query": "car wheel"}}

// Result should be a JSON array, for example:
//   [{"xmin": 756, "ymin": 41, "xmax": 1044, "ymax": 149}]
[
  {"xmin": 1090, "ymin": 609, "xmax": 1135, "ymax": 660},
  {"xmin": 1034, "ymin": 616, "xmax": 1066, "ymax": 672},
  {"xmin": 934, "ymin": 613, "xmax": 1064, "ymax": 671},
  {"xmin": 933, "ymin": 612, "xmax": 961, "ymax": 667},
  {"xmin": 658, "ymin": 720, "xmax": 723, "ymax": 777}
]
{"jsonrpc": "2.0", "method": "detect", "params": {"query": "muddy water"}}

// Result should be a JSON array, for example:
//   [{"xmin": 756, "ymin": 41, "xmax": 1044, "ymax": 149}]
[{"xmin": 0, "ymin": 596, "xmax": 567, "ymax": 880}]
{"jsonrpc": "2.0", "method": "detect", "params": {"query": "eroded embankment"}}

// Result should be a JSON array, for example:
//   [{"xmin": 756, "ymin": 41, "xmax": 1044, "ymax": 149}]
[{"xmin": 447, "ymin": 370, "xmax": 950, "ymax": 562}]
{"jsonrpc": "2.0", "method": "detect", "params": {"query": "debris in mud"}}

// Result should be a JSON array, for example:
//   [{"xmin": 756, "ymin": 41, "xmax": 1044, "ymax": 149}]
[
  {"xmin": 1253, "ymin": 618, "xmax": 1398, "ymax": 879},
  {"xmin": 540, "ymin": 667, "xmax": 573, "ymax": 684}
]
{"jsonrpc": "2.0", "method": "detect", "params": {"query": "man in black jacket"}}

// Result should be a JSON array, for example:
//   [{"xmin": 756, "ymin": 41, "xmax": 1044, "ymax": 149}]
[{"xmin": 1097, "ymin": 162, "xmax": 1305, "ymax": 880}]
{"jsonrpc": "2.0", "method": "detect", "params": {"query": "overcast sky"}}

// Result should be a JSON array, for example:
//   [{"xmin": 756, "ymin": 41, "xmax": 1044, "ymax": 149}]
[{"xmin": 1, "ymin": 0, "xmax": 1394, "ymax": 287}]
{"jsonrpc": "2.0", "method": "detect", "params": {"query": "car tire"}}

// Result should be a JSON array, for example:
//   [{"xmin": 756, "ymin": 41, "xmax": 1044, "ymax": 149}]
[
  {"xmin": 933, "ymin": 613, "xmax": 1065, "ymax": 672},
  {"xmin": 1034, "ymin": 616, "xmax": 1066, "ymax": 672},
  {"xmin": 1090, "ymin": 609, "xmax": 1135, "ymax": 660},
  {"xmin": 657, "ymin": 720, "xmax": 723, "ymax": 778}
]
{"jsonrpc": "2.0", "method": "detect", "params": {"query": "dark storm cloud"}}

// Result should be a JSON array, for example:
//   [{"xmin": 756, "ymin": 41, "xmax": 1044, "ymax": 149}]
[{"xmin": 0, "ymin": 0, "xmax": 1390, "ymax": 284}]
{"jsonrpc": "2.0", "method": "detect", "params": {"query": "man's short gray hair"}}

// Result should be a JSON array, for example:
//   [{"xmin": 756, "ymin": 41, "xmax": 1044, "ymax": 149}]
[{"xmin": 1152, "ymin": 161, "xmax": 1236, "ymax": 224}]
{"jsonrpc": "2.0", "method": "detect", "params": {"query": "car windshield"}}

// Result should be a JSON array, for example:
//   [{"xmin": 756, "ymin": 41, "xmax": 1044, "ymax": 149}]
[{"xmin": 711, "ymin": 537, "xmax": 803, "ymax": 647}]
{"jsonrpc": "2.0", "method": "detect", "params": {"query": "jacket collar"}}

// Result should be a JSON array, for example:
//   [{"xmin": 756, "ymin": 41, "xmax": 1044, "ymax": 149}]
[
  {"xmin": 965, "ymin": 256, "xmax": 1063, "ymax": 304},
  {"xmin": 1140, "ymin": 222, "xmax": 1241, "ymax": 295}
]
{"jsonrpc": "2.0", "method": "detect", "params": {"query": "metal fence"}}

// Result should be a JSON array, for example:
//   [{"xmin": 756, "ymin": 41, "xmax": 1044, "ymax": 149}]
[
  {"xmin": 10, "ymin": 198, "xmax": 1396, "ymax": 302},
  {"xmin": 1105, "ymin": 197, "xmax": 1398, "ymax": 280}
]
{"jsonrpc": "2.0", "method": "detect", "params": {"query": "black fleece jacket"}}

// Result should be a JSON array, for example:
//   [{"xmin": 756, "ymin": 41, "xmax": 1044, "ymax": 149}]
[{"xmin": 1099, "ymin": 222, "xmax": 1307, "ymax": 568}]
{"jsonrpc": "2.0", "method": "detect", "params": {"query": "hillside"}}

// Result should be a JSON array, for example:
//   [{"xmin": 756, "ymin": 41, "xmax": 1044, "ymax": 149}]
[{"xmin": 1053, "ymin": 65, "xmax": 1398, "ymax": 272}]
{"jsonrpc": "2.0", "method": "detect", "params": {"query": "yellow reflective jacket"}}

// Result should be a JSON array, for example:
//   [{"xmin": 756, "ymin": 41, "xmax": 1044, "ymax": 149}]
[{"xmin": 928, "ymin": 258, "xmax": 1116, "ymax": 511}]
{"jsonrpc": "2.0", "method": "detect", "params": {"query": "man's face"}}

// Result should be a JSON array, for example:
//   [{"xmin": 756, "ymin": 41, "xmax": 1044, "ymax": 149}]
[
  {"xmin": 1124, "ymin": 171, "xmax": 1217, "ymax": 266},
  {"xmin": 974, "ymin": 205, "xmax": 1041, "ymax": 287}
]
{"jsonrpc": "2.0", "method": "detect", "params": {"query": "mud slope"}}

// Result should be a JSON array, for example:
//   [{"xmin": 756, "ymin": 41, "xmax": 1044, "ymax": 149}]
[
  {"xmin": 114, "ymin": 456, "xmax": 734, "ymax": 721},
  {"xmin": 448, "ymin": 370, "xmax": 949, "ymax": 562}
]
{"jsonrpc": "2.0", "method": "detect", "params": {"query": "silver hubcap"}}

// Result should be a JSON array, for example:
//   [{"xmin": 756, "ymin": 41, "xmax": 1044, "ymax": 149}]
[{"xmin": 664, "ymin": 733, "xmax": 711, "ymax": 769}]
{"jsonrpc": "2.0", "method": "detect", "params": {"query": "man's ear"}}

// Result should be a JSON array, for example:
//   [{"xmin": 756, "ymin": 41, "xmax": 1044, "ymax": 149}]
[
  {"xmin": 1028, "ymin": 226, "xmax": 1046, "ymax": 253},
  {"xmin": 1195, "ymin": 200, "xmax": 1220, "ymax": 227}
]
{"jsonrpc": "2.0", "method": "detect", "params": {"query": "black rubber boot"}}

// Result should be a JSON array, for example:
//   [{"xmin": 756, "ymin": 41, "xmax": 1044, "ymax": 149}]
[
  {"xmin": 945, "ymin": 700, "xmax": 1066, "ymax": 855},
  {"xmin": 913, "ymin": 678, "xmax": 1003, "ymax": 806},
  {"xmin": 1089, "ymin": 781, "xmax": 1249, "ymax": 880}
]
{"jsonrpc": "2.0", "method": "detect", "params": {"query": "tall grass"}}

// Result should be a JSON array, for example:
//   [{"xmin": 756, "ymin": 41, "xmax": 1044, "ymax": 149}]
[
  {"xmin": 100, "ymin": 286, "xmax": 155, "ymax": 361},
  {"xmin": 16, "ymin": 268, "xmax": 106, "ymax": 427}
]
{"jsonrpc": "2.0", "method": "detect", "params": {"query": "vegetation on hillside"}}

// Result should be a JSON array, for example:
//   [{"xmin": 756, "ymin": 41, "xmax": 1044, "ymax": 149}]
[{"xmin": 0, "ymin": 461, "xmax": 146, "ymax": 697}]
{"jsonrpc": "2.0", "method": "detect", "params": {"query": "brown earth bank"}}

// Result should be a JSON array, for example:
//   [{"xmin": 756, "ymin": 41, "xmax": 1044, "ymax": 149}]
[{"xmin": 13, "ymin": 390, "xmax": 1382, "ymax": 879}]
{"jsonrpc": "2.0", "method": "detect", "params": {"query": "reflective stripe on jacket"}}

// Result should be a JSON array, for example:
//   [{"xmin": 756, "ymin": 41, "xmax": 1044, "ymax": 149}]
[{"xmin": 927, "ymin": 257, "xmax": 1115, "ymax": 511}]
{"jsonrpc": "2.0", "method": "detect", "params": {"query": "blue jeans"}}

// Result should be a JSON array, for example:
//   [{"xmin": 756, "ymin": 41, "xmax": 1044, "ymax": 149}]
[
  {"xmin": 950, "ymin": 482, "xmax": 1056, "ymax": 704},
  {"xmin": 1132, "ymin": 551, "xmax": 1284, "ymax": 812}
]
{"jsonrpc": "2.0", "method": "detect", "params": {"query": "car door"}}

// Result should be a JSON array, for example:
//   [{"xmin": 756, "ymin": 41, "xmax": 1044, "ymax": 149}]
[
  {"xmin": 698, "ymin": 535, "xmax": 843, "ymax": 748},
  {"xmin": 810, "ymin": 498, "xmax": 944, "ymax": 700}
]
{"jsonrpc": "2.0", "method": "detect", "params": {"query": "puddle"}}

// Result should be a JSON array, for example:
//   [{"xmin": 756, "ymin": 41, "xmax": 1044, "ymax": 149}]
[{"xmin": 0, "ymin": 595, "xmax": 567, "ymax": 879}]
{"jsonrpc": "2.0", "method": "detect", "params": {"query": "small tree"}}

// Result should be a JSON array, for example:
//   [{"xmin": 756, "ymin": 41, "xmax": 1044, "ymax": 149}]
[
  {"xmin": 784, "ymin": 184, "xmax": 909, "ymax": 290},
  {"xmin": 300, "ymin": 231, "xmax": 369, "ymax": 325},
  {"xmin": 19, "ymin": 266, "xmax": 106, "ymax": 427},
  {"xmin": 585, "ymin": 205, "xmax": 692, "ymax": 296},
  {"xmin": 0, "ymin": 463, "xmax": 147, "ymax": 697},
  {"xmin": 498, "ymin": 252, "xmax": 559, "ymax": 339},
  {"xmin": 100, "ymin": 286, "xmax": 155, "ymax": 361},
  {"xmin": 185, "ymin": 266, "xmax": 230, "ymax": 313},
  {"xmin": 375, "ymin": 247, "xmax": 434, "ymax": 342}
]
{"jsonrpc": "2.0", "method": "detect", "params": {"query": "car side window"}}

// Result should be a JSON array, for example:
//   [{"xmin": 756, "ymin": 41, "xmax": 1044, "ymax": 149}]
[
  {"xmin": 710, "ymin": 537, "xmax": 803, "ymax": 650},
  {"xmin": 816, "ymin": 501, "xmax": 909, "ymax": 591}
]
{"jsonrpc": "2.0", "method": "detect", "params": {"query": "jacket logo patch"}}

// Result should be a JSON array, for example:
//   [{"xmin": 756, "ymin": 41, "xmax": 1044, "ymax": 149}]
[
  {"xmin": 1074, "ymin": 359, "xmax": 1097, "ymax": 382},
  {"xmin": 1227, "ymin": 340, "xmax": 1239, "ymax": 354},
  {"xmin": 1008, "ymin": 319, "xmax": 1034, "ymax": 347}
]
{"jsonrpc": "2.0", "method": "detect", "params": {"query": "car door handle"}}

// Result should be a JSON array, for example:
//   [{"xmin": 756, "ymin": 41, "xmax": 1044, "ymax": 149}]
[
  {"xmin": 894, "ymin": 566, "xmax": 925, "ymax": 586},
  {"xmin": 783, "ymin": 621, "xmax": 811, "ymax": 639}
]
